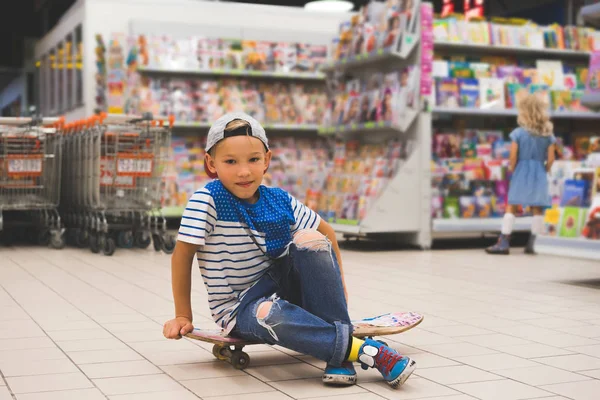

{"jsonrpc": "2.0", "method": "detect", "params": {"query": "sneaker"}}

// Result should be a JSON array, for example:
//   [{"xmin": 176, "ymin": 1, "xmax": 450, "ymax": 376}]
[
  {"xmin": 358, "ymin": 338, "xmax": 416, "ymax": 388},
  {"xmin": 485, "ymin": 234, "xmax": 510, "ymax": 255},
  {"xmin": 322, "ymin": 361, "xmax": 357, "ymax": 385},
  {"xmin": 524, "ymin": 234, "xmax": 536, "ymax": 255}
]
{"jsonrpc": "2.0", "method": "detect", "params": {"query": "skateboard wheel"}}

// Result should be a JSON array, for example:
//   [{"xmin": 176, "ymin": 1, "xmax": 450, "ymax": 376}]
[
  {"xmin": 231, "ymin": 351, "xmax": 250, "ymax": 370},
  {"xmin": 212, "ymin": 344, "xmax": 229, "ymax": 361}
]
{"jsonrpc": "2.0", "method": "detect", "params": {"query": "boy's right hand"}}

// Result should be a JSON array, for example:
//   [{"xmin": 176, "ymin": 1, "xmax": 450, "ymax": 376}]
[{"xmin": 163, "ymin": 317, "xmax": 194, "ymax": 339}]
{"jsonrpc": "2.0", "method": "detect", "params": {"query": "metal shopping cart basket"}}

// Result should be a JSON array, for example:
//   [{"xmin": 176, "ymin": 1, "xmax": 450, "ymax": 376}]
[
  {"xmin": 61, "ymin": 112, "xmax": 175, "ymax": 256},
  {"xmin": 0, "ymin": 116, "xmax": 65, "ymax": 248}
]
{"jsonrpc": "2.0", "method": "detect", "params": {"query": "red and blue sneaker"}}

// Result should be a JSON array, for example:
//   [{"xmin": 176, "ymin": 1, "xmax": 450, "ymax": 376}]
[
  {"xmin": 358, "ymin": 338, "xmax": 416, "ymax": 388},
  {"xmin": 322, "ymin": 361, "xmax": 357, "ymax": 385}
]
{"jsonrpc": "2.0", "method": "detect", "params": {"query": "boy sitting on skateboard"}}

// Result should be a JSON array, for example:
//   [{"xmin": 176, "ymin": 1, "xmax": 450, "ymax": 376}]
[{"xmin": 163, "ymin": 112, "xmax": 416, "ymax": 388}]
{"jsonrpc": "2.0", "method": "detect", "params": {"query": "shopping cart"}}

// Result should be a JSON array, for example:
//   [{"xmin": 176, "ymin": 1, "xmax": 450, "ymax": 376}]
[
  {"xmin": 0, "ymin": 116, "xmax": 65, "ymax": 248},
  {"xmin": 61, "ymin": 112, "xmax": 175, "ymax": 256}
]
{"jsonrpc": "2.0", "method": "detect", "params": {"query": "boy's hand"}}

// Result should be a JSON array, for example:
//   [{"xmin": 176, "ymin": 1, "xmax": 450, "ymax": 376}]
[{"xmin": 163, "ymin": 317, "xmax": 194, "ymax": 339}]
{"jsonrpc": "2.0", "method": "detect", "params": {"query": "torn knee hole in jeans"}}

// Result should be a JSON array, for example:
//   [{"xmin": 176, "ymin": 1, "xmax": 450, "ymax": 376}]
[
  {"xmin": 293, "ymin": 230, "xmax": 330, "ymax": 252},
  {"xmin": 256, "ymin": 294, "xmax": 281, "ymax": 341}
]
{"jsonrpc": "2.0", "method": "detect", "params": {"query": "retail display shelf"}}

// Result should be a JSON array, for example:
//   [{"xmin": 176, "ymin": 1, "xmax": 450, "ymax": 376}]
[
  {"xmin": 581, "ymin": 2, "xmax": 600, "ymax": 28},
  {"xmin": 434, "ymin": 41, "xmax": 590, "ymax": 59},
  {"xmin": 321, "ymin": 35, "xmax": 418, "ymax": 74},
  {"xmin": 329, "ymin": 223, "xmax": 362, "ymax": 235},
  {"xmin": 173, "ymin": 121, "xmax": 320, "ymax": 132},
  {"xmin": 581, "ymin": 92, "xmax": 600, "ymax": 112},
  {"xmin": 319, "ymin": 121, "xmax": 405, "ymax": 136},
  {"xmin": 432, "ymin": 107, "xmax": 600, "ymax": 119},
  {"xmin": 432, "ymin": 217, "xmax": 532, "ymax": 233},
  {"xmin": 534, "ymin": 236, "xmax": 600, "ymax": 261},
  {"xmin": 161, "ymin": 206, "xmax": 185, "ymax": 218},
  {"xmin": 138, "ymin": 66, "xmax": 326, "ymax": 81}
]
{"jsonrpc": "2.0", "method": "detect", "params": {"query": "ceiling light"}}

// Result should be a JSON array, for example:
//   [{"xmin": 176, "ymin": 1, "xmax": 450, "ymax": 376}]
[{"xmin": 304, "ymin": 0, "xmax": 354, "ymax": 12}]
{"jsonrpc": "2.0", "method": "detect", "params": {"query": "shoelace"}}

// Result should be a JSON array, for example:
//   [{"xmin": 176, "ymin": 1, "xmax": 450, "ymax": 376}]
[{"xmin": 375, "ymin": 348, "xmax": 404, "ymax": 375}]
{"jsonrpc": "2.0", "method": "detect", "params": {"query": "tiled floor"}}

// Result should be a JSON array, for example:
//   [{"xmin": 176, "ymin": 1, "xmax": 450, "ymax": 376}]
[{"xmin": 1, "ymin": 245, "xmax": 600, "ymax": 399}]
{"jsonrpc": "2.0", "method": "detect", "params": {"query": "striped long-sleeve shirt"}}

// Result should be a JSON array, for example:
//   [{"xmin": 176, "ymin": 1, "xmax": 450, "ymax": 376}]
[{"xmin": 177, "ymin": 180, "xmax": 321, "ymax": 333}]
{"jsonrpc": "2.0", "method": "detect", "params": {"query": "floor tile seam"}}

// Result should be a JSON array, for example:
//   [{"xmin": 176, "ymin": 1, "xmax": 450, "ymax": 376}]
[
  {"xmin": 25, "ymin": 252, "xmax": 211, "ymax": 356},
  {"xmin": 4, "ymin": 371, "xmax": 163, "ymax": 380},
  {"xmin": 66, "ymin": 250, "xmax": 208, "ymax": 300},
  {"xmin": 0, "ymin": 369, "xmax": 16, "ymax": 400},
  {"xmin": 0, "ymin": 285, "xmax": 109, "ymax": 399},
  {"xmin": 0, "ymin": 265, "xmax": 200, "ymax": 399},
  {"xmin": 44, "ymin": 251, "xmax": 209, "ymax": 324}
]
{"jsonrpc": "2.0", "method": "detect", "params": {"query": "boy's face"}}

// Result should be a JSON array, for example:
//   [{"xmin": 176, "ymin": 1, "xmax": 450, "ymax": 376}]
[{"xmin": 205, "ymin": 136, "xmax": 271, "ymax": 203}]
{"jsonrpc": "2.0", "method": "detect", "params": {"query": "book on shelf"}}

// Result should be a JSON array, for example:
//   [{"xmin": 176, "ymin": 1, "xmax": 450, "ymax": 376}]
[
  {"xmin": 433, "ymin": 14, "xmax": 600, "ymax": 51},
  {"xmin": 432, "ymin": 57, "xmax": 592, "ymax": 112},
  {"xmin": 324, "ymin": 66, "xmax": 420, "ymax": 129},
  {"xmin": 331, "ymin": 0, "xmax": 421, "ymax": 62}
]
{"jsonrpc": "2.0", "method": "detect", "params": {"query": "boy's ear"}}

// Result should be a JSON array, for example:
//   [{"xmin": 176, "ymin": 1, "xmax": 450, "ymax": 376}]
[
  {"xmin": 204, "ymin": 153, "xmax": 218, "ymax": 179},
  {"xmin": 264, "ymin": 150, "xmax": 272, "ymax": 174}
]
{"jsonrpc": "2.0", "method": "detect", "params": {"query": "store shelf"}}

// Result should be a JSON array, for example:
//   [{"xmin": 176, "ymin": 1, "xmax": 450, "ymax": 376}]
[
  {"xmin": 161, "ymin": 206, "xmax": 185, "ymax": 218},
  {"xmin": 321, "ymin": 34, "xmax": 419, "ymax": 74},
  {"xmin": 173, "ymin": 121, "xmax": 320, "ymax": 132},
  {"xmin": 319, "ymin": 110, "xmax": 418, "ymax": 137},
  {"xmin": 581, "ymin": 92, "xmax": 600, "ymax": 112},
  {"xmin": 534, "ymin": 236, "xmax": 600, "ymax": 261},
  {"xmin": 581, "ymin": 2, "xmax": 600, "ymax": 28},
  {"xmin": 330, "ymin": 223, "xmax": 361, "ymax": 235},
  {"xmin": 432, "ymin": 107, "xmax": 600, "ymax": 119},
  {"xmin": 433, "ymin": 217, "xmax": 532, "ymax": 234},
  {"xmin": 434, "ymin": 41, "xmax": 590, "ymax": 59},
  {"xmin": 138, "ymin": 66, "xmax": 325, "ymax": 81}
]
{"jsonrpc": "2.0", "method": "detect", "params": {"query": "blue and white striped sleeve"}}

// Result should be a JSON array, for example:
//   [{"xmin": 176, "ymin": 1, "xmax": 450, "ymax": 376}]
[
  {"xmin": 289, "ymin": 194, "xmax": 321, "ymax": 234},
  {"xmin": 177, "ymin": 189, "xmax": 217, "ymax": 245}
]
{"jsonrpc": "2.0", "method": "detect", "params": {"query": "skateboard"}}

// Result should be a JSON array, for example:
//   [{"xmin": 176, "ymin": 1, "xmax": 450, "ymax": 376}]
[{"xmin": 185, "ymin": 311, "xmax": 423, "ymax": 370}]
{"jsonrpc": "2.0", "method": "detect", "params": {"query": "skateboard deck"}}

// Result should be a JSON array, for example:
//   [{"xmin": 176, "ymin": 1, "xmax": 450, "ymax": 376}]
[{"xmin": 185, "ymin": 312, "xmax": 423, "ymax": 369}]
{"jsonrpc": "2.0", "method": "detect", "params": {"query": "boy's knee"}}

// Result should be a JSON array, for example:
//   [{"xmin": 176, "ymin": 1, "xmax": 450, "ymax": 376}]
[
  {"xmin": 293, "ymin": 230, "xmax": 329, "ymax": 251},
  {"xmin": 256, "ymin": 301, "xmax": 272, "ymax": 319}
]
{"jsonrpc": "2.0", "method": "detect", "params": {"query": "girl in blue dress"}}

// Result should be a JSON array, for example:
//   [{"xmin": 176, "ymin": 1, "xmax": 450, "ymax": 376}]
[{"xmin": 486, "ymin": 94, "xmax": 556, "ymax": 255}]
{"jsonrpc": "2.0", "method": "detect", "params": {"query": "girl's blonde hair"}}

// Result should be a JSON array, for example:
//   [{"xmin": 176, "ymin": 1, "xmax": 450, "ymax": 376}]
[{"xmin": 517, "ymin": 94, "xmax": 553, "ymax": 136}]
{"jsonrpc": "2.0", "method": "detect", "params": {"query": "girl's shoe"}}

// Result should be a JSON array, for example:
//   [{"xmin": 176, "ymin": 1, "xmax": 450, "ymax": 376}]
[
  {"xmin": 323, "ymin": 362, "xmax": 357, "ymax": 385},
  {"xmin": 358, "ymin": 338, "xmax": 416, "ymax": 388},
  {"xmin": 485, "ymin": 234, "xmax": 510, "ymax": 255},
  {"xmin": 524, "ymin": 234, "xmax": 536, "ymax": 254}
]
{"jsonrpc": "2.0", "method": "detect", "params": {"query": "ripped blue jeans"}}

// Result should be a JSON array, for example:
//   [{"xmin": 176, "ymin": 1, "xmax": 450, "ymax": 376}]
[{"xmin": 231, "ymin": 238, "xmax": 352, "ymax": 367}]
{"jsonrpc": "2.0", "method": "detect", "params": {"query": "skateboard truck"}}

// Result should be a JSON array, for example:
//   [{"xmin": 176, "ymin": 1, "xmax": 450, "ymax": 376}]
[{"xmin": 212, "ymin": 344, "xmax": 250, "ymax": 370}]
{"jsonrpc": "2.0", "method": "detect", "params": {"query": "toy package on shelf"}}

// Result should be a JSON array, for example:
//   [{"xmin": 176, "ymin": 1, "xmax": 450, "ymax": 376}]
[
  {"xmin": 266, "ymin": 137, "xmax": 331, "ymax": 202},
  {"xmin": 433, "ymin": 57, "xmax": 592, "ymax": 112},
  {"xmin": 433, "ymin": 14, "xmax": 600, "ymax": 51},
  {"xmin": 141, "ymin": 77, "xmax": 327, "ymax": 126},
  {"xmin": 324, "ymin": 67, "xmax": 419, "ymax": 128},
  {"xmin": 331, "ymin": 0, "xmax": 420, "ymax": 61},
  {"xmin": 161, "ymin": 136, "xmax": 210, "ymax": 210},
  {"xmin": 431, "ymin": 127, "xmax": 566, "ymax": 220},
  {"xmin": 315, "ymin": 139, "xmax": 412, "ymax": 225},
  {"xmin": 140, "ymin": 35, "xmax": 328, "ymax": 74}
]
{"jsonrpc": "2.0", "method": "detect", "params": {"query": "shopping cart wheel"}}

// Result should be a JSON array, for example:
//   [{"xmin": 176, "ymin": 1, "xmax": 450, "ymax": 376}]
[
  {"xmin": 152, "ymin": 234, "xmax": 162, "ymax": 252},
  {"xmin": 160, "ymin": 234, "xmax": 176, "ymax": 254},
  {"xmin": 75, "ymin": 230, "xmax": 89, "ymax": 248},
  {"xmin": 38, "ymin": 230, "xmax": 50, "ymax": 247},
  {"xmin": 134, "ymin": 231, "xmax": 152, "ymax": 249},
  {"xmin": 89, "ymin": 233, "xmax": 101, "ymax": 254},
  {"xmin": 117, "ymin": 231, "xmax": 134, "ymax": 248},
  {"xmin": 50, "ymin": 231, "xmax": 66, "ymax": 250},
  {"xmin": 103, "ymin": 237, "xmax": 116, "ymax": 256}
]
